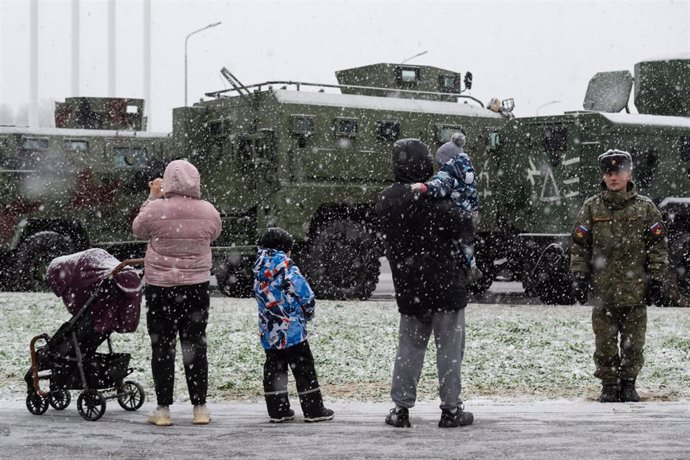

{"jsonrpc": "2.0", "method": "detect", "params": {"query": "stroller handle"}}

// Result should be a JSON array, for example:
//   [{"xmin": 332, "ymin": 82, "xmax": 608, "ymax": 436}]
[
  {"xmin": 109, "ymin": 258, "xmax": 145, "ymax": 277},
  {"xmin": 30, "ymin": 334, "xmax": 50, "ymax": 396}
]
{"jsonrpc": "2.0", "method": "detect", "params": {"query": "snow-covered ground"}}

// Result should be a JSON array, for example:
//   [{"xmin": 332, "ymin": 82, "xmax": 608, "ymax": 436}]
[{"xmin": 2, "ymin": 292, "xmax": 689, "ymax": 403}]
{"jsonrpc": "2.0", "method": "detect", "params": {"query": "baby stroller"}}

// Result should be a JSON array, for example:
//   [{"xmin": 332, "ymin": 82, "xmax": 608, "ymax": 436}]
[{"xmin": 25, "ymin": 248, "xmax": 146, "ymax": 421}]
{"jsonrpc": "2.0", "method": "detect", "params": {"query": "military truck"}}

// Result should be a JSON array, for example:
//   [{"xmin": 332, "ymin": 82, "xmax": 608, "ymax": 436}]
[
  {"xmin": 494, "ymin": 58, "xmax": 690, "ymax": 303},
  {"xmin": 0, "ymin": 97, "xmax": 171, "ymax": 290},
  {"xmin": 173, "ymin": 63, "xmax": 514, "ymax": 299}
]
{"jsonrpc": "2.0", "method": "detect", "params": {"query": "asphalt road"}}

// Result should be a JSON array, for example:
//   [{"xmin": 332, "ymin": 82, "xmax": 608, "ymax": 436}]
[{"xmin": 2, "ymin": 399, "xmax": 689, "ymax": 459}]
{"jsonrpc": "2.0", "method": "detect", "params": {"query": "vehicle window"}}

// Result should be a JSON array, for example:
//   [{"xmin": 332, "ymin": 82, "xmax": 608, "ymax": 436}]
[
  {"xmin": 439, "ymin": 74, "xmax": 459, "ymax": 92},
  {"xmin": 64, "ymin": 140, "xmax": 89, "ymax": 152},
  {"xmin": 436, "ymin": 125, "xmax": 463, "ymax": 143},
  {"xmin": 396, "ymin": 66, "xmax": 420, "ymax": 85},
  {"xmin": 292, "ymin": 115, "xmax": 315, "ymax": 135},
  {"xmin": 22, "ymin": 137, "xmax": 49, "ymax": 150},
  {"xmin": 377, "ymin": 120, "xmax": 400, "ymax": 141},
  {"xmin": 334, "ymin": 118, "xmax": 358, "ymax": 137},
  {"xmin": 112, "ymin": 147, "xmax": 147, "ymax": 167}
]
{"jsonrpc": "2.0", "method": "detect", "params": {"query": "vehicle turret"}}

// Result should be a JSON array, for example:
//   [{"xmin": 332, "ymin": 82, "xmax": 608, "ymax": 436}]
[{"xmin": 335, "ymin": 63, "xmax": 473, "ymax": 102}]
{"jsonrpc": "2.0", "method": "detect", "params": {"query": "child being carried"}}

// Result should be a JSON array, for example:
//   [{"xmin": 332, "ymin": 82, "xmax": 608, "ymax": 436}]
[{"xmin": 411, "ymin": 132, "xmax": 482, "ymax": 283}]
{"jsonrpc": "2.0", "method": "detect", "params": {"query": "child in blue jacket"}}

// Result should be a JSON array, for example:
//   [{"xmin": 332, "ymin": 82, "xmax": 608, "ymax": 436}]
[{"xmin": 253, "ymin": 227, "xmax": 334, "ymax": 423}]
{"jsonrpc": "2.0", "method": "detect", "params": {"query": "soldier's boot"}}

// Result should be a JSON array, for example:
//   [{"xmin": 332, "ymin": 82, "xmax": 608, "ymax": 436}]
[
  {"xmin": 599, "ymin": 383, "xmax": 621, "ymax": 403},
  {"xmin": 620, "ymin": 379, "xmax": 640, "ymax": 403}
]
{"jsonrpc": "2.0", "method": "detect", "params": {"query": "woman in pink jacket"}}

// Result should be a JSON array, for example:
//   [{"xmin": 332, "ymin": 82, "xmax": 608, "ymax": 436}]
[{"xmin": 132, "ymin": 159, "xmax": 221, "ymax": 426}]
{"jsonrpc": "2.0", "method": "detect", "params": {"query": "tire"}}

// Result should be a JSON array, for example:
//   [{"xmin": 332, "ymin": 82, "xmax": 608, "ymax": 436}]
[
  {"xmin": 15, "ymin": 231, "xmax": 75, "ymax": 292},
  {"xmin": 532, "ymin": 243, "xmax": 575, "ymax": 305},
  {"xmin": 669, "ymin": 231, "xmax": 690, "ymax": 297},
  {"xmin": 216, "ymin": 262, "xmax": 254, "ymax": 298},
  {"xmin": 117, "ymin": 380, "xmax": 145, "ymax": 411},
  {"xmin": 26, "ymin": 390, "xmax": 49, "ymax": 415},
  {"xmin": 77, "ymin": 389, "xmax": 106, "ymax": 421},
  {"xmin": 48, "ymin": 389, "xmax": 71, "ymax": 410},
  {"xmin": 302, "ymin": 220, "xmax": 380, "ymax": 300},
  {"xmin": 467, "ymin": 236, "xmax": 495, "ymax": 298}
]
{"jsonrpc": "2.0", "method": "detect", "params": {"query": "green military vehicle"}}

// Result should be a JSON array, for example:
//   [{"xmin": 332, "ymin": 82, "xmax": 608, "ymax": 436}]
[
  {"xmin": 173, "ymin": 63, "xmax": 514, "ymax": 299},
  {"xmin": 0, "ymin": 97, "xmax": 171, "ymax": 290},
  {"xmin": 494, "ymin": 58, "xmax": 690, "ymax": 303}
]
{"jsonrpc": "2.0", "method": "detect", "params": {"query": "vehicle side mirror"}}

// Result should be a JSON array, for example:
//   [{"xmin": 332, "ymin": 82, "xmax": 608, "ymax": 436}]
[{"xmin": 464, "ymin": 72, "xmax": 473, "ymax": 90}]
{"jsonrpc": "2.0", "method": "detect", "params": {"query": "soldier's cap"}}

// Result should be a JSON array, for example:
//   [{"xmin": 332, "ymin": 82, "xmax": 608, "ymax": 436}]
[
  {"xmin": 598, "ymin": 149, "xmax": 633, "ymax": 173},
  {"xmin": 258, "ymin": 227, "xmax": 294, "ymax": 253}
]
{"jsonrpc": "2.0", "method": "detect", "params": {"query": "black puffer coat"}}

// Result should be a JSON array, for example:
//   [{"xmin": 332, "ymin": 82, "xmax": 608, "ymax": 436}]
[{"xmin": 376, "ymin": 138, "xmax": 474, "ymax": 318}]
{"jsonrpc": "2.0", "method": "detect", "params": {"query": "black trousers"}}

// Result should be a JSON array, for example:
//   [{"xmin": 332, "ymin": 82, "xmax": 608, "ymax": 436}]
[
  {"xmin": 263, "ymin": 341, "xmax": 325, "ymax": 418},
  {"xmin": 145, "ymin": 282, "xmax": 209, "ymax": 406}
]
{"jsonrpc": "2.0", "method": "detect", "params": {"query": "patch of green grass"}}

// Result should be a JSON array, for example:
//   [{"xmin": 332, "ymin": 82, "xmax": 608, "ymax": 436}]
[{"xmin": 2, "ymin": 294, "xmax": 689, "ymax": 402}]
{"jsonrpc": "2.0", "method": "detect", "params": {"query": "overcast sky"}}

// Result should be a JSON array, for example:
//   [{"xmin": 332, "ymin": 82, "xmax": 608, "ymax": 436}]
[{"xmin": 1, "ymin": 0, "xmax": 689, "ymax": 132}]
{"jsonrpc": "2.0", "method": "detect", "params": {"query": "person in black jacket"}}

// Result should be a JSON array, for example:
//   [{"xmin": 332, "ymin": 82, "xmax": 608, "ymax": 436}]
[{"xmin": 376, "ymin": 138, "xmax": 475, "ymax": 429}]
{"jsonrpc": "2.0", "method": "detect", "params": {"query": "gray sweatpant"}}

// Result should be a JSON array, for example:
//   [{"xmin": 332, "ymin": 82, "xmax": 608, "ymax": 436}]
[{"xmin": 390, "ymin": 309, "xmax": 466, "ymax": 411}]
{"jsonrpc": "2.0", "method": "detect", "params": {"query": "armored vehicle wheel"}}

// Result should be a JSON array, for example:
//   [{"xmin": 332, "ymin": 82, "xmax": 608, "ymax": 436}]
[
  {"xmin": 531, "ymin": 243, "xmax": 575, "ymax": 305},
  {"xmin": 26, "ymin": 389, "xmax": 49, "ymax": 415},
  {"xmin": 303, "ymin": 220, "xmax": 380, "ymax": 300},
  {"xmin": 217, "ymin": 269, "xmax": 253, "ymax": 298},
  {"xmin": 15, "ymin": 231, "xmax": 74, "ymax": 291},
  {"xmin": 467, "ymin": 274, "xmax": 493, "ymax": 298},
  {"xmin": 77, "ymin": 389, "xmax": 106, "ymax": 421},
  {"xmin": 669, "ymin": 231, "xmax": 690, "ymax": 297},
  {"xmin": 48, "ymin": 389, "xmax": 71, "ymax": 410},
  {"xmin": 117, "ymin": 381, "xmax": 145, "ymax": 411}
]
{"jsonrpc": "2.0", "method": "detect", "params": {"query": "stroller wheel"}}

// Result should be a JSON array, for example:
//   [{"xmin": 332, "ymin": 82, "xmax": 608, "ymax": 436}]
[
  {"xmin": 26, "ymin": 390, "xmax": 49, "ymax": 415},
  {"xmin": 49, "ymin": 389, "xmax": 71, "ymax": 410},
  {"xmin": 77, "ymin": 390, "xmax": 106, "ymax": 421},
  {"xmin": 117, "ymin": 380, "xmax": 145, "ymax": 411}
]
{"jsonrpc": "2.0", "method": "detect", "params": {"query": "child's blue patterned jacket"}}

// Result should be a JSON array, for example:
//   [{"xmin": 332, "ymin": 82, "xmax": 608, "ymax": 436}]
[{"xmin": 253, "ymin": 248, "xmax": 315, "ymax": 350}]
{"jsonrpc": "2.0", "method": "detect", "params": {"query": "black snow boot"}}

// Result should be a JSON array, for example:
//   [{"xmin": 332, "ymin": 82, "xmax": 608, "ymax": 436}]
[
  {"xmin": 265, "ymin": 393, "xmax": 293, "ymax": 422},
  {"xmin": 620, "ymin": 379, "xmax": 640, "ymax": 402},
  {"xmin": 599, "ymin": 383, "xmax": 621, "ymax": 403},
  {"xmin": 385, "ymin": 406, "xmax": 411, "ymax": 428},
  {"xmin": 438, "ymin": 407, "xmax": 474, "ymax": 428},
  {"xmin": 304, "ymin": 407, "xmax": 334, "ymax": 423},
  {"xmin": 300, "ymin": 390, "xmax": 334, "ymax": 422}
]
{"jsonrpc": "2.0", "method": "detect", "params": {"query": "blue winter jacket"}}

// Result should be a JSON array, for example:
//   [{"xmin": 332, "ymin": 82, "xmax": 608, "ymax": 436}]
[
  {"xmin": 253, "ymin": 248, "xmax": 315, "ymax": 350},
  {"xmin": 425, "ymin": 153, "xmax": 479, "ymax": 213}
]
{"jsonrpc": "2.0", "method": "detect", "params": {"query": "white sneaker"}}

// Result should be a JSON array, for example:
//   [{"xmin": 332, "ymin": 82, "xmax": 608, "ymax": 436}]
[
  {"xmin": 148, "ymin": 405, "xmax": 172, "ymax": 426},
  {"xmin": 193, "ymin": 404, "xmax": 211, "ymax": 425}
]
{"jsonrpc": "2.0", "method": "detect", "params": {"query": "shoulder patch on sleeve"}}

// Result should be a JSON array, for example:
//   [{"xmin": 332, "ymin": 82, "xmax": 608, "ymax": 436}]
[
  {"xmin": 572, "ymin": 224, "xmax": 591, "ymax": 246},
  {"xmin": 646, "ymin": 221, "xmax": 666, "ymax": 244}
]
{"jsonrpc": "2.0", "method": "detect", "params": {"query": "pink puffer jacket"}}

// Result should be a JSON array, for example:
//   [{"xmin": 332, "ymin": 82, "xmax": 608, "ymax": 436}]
[{"xmin": 132, "ymin": 160, "xmax": 221, "ymax": 287}]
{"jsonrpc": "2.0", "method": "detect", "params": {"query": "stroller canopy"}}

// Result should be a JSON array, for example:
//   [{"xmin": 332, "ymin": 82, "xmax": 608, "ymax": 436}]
[{"xmin": 47, "ymin": 248, "xmax": 143, "ymax": 334}]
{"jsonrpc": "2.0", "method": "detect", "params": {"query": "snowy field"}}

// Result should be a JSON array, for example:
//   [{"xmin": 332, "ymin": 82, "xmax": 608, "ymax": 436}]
[{"xmin": 2, "ymin": 293, "xmax": 689, "ymax": 403}]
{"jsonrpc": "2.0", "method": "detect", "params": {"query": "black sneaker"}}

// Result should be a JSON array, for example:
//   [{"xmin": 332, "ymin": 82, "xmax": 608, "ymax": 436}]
[
  {"xmin": 620, "ymin": 380, "xmax": 640, "ymax": 402},
  {"xmin": 385, "ymin": 407, "xmax": 411, "ymax": 428},
  {"xmin": 438, "ymin": 407, "xmax": 474, "ymax": 428},
  {"xmin": 304, "ymin": 407, "xmax": 334, "ymax": 423},
  {"xmin": 269, "ymin": 409, "xmax": 295, "ymax": 423},
  {"xmin": 599, "ymin": 383, "xmax": 621, "ymax": 403}
]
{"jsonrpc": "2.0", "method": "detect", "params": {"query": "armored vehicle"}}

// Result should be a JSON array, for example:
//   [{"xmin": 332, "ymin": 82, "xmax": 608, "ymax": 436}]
[
  {"xmin": 494, "ymin": 58, "xmax": 690, "ymax": 303},
  {"xmin": 0, "ymin": 97, "xmax": 171, "ymax": 290},
  {"xmin": 173, "ymin": 63, "xmax": 514, "ymax": 299}
]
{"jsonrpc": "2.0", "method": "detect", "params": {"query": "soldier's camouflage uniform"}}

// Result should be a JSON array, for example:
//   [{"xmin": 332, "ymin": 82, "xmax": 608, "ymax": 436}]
[{"xmin": 570, "ymin": 181, "xmax": 667, "ymax": 384}]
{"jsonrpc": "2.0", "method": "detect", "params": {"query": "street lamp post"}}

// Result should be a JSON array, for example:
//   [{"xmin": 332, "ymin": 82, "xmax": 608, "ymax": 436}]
[
  {"xmin": 401, "ymin": 50, "xmax": 428, "ymax": 64},
  {"xmin": 184, "ymin": 21, "xmax": 221, "ymax": 106},
  {"xmin": 536, "ymin": 100, "xmax": 562, "ymax": 116}
]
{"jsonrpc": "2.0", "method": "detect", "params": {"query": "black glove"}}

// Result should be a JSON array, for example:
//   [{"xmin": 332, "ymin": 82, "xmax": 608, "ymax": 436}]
[
  {"xmin": 572, "ymin": 274, "xmax": 590, "ymax": 304},
  {"xmin": 646, "ymin": 278, "xmax": 668, "ymax": 307}
]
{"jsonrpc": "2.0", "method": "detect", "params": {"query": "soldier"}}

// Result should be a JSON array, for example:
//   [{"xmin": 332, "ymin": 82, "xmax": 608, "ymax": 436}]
[{"xmin": 570, "ymin": 149, "xmax": 669, "ymax": 403}]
